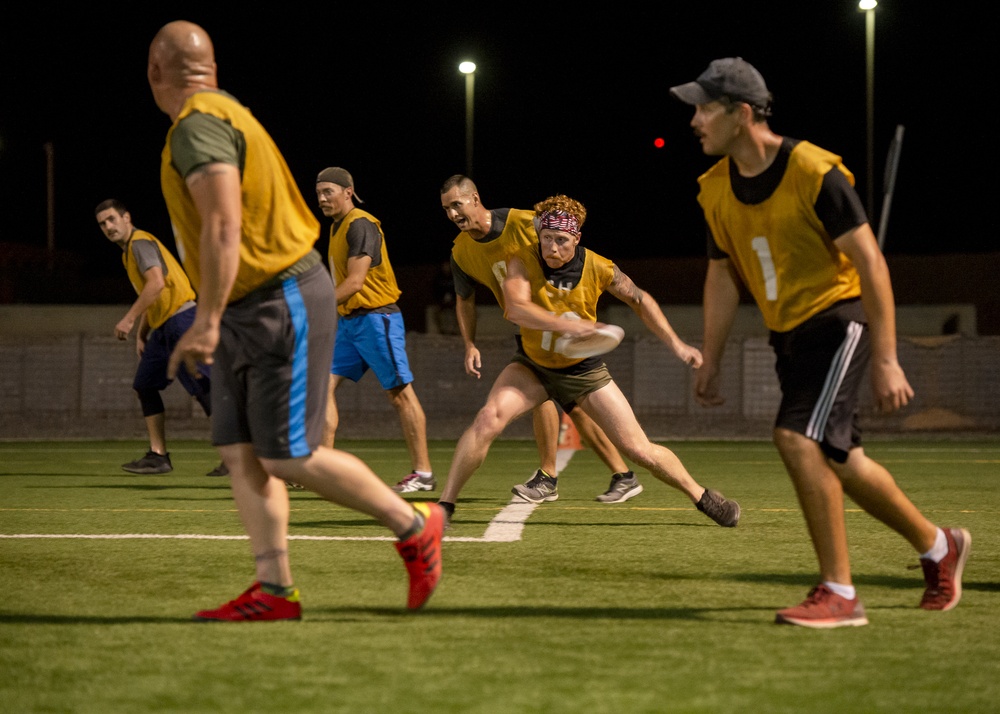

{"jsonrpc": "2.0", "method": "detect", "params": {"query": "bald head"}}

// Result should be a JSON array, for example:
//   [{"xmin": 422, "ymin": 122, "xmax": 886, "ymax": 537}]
[{"xmin": 147, "ymin": 20, "xmax": 218, "ymax": 119}]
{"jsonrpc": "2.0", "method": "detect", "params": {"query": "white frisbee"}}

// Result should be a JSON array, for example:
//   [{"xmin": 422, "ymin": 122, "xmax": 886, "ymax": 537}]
[{"xmin": 557, "ymin": 324, "xmax": 625, "ymax": 358}]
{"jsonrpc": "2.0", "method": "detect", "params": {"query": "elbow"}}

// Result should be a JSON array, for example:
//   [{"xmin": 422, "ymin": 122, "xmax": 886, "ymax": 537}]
[
  {"xmin": 345, "ymin": 278, "xmax": 366, "ymax": 296},
  {"xmin": 503, "ymin": 305, "xmax": 524, "ymax": 323}
]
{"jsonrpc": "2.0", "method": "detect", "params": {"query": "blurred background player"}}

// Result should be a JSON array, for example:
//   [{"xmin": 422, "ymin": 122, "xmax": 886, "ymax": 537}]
[
  {"xmin": 437, "ymin": 193, "xmax": 740, "ymax": 527},
  {"xmin": 95, "ymin": 198, "xmax": 226, "ymax": 477},
  {"xmin": 439, "ymin": 175, "xmax": 643, "ymax": 505},
  {"xmin": 671, "ymin": 57, "xmax": 969, "ymax": 627},
  {"xmin": 315, "ymin": 167, "xmax": 434, "ymax": 493},
  {"xmin": 148, "ymin": 20, "xmax": 443, "ymax": 620}
]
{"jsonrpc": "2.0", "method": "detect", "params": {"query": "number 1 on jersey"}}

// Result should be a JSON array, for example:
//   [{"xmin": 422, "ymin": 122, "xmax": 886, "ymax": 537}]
[{"xmin": 751, "ymin": 236, "xmax": 778, "ymax": 302}]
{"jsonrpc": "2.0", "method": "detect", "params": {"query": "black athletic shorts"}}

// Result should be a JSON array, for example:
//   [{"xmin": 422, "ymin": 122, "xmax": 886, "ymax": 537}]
[{"xmin": 770, "ymin": 298, "xmax": 868, "ymax": 463}]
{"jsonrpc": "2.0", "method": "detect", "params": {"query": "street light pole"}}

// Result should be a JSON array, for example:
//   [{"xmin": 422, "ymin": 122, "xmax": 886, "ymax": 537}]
[
  {"xmin": 459, "ymin": 61, "xmax": 476, "ymax": 177},
  {"xmin": 860, "ymin": 0, "xmax": 877, "ymax": 219}
]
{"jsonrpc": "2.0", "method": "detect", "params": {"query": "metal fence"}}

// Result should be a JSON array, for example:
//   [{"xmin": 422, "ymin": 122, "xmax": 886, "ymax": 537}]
[{"xmin": 2, "ymin": 329, "xmax": 997, "ymax": 441}]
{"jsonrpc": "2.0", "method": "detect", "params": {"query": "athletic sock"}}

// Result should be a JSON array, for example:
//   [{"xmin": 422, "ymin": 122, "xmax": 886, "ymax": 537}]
[
  {"xmin": 398, "ymin": 509, "xmax": 426, "ymax": 541},
  {"xmin": 823, "ymin": 581, "xmax": 856, "ymax": 600},
  {"xmin": 260, "ymin": 581, "xmax": 296, "ymax": 598},
  {"xmin": 414, "ymin": 470, "xmax": 433, "ymax": 478},
  {"xmin": 439, "ymin": 501, "xmax": 455, "ymax": 518},
  {"xmin": 920, "ymin": 527, "xmax": 948, "ymax": 562}
]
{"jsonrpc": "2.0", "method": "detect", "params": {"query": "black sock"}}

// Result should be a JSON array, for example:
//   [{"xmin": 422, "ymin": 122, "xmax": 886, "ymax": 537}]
[
  {"xmin": 260, "ymin": 581, "xmax": 295, "ymax": 597},
  {"xmin": 398, "ymin": 510, "xmax": 426, "ymax": 541},
  {"xmin": 439, "ymin": 501, "xmax": 456, "ymax": 518}
]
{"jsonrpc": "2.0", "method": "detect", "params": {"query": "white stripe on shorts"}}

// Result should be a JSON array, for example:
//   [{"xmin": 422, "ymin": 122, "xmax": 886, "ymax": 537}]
[{"xmin": 805, "ymin": 321, "xmax": 863, "ymax": 441}]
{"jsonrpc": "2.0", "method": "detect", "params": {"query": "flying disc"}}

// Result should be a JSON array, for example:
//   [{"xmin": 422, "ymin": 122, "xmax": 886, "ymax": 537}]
[{"xmin": 556, "ymin": 324, "xmax": 625, "ymax": 359}]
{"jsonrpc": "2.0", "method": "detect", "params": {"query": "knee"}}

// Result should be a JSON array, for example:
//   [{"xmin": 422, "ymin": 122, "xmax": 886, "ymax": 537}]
[
  {"xmin": 387, "ymin": 384, "xmax": 415, "ymax": 407},
  {"xmin": 615, "ymin": 439, "xmax": 649, "ymax": 467},
  {"xmin": 471, "ymin": 404, "xmax": 507, "ymax": 441},
  {"xmin": 136, "ymin": 388, "xmax": 165, "ymax": 417},
  {"xmin": 773, "ymin": 427, "xmax": 809, "ymax": 457}
]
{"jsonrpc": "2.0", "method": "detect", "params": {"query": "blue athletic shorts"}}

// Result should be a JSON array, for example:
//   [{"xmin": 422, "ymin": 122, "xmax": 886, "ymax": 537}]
[
  {"xmin": 134, "ymin": 305, "xmax": 210, "ymax": 396},
  {"xmin": 332, "ymin": 311, "xmax": 413, "ymax": 390}
]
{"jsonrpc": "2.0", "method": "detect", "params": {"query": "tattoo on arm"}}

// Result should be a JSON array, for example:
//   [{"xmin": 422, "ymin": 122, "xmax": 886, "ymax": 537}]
[{"xmin": 610, "ymin": 266, "xmax": 643, "ymax": 306}]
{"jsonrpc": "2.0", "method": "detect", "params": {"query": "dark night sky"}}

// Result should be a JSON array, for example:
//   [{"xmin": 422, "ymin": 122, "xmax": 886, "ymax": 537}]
[{"xmin": 0, "ymin": 2, "xmax": 993, "ymax": 302}]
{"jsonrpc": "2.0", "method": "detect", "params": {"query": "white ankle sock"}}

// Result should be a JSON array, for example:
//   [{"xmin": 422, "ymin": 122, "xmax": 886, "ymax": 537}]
[
  {"xmin": 920, "ymin": 528, "xmax": 948, "ymax": 562},
  {"xmin": 823, "ymin": 581, "xmax": 856, "ymax": 600},
  {"xmin": 415, "ymin": 470, "xmax": 432, "ymax": 478}
]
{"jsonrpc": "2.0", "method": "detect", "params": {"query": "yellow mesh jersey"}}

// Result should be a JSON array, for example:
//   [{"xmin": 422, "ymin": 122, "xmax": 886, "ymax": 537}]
[
  {"xmin": 159, "ymin": 91, "xmax": 319, "ymax": 303},
  {"xmin": 697, "ymin": 141, "xmax": 861, "ymax": 332},
  {"xmin": 514, "ymin": 246, "xmax": 615, "ymax": 369},
  {"xmin": 122, "ymin": 231, "xmax": 196, "ymax": 330},
  {"xmin": 451, "ymin": 209, "xmax": 536, "ymax": 309},
  {"xmin": 328, "ymin": 209, "xmax": 401, "ymax": 317}
]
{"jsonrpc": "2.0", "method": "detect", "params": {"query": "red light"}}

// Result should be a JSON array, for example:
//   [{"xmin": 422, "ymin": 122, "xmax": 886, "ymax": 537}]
[{"xmin": 653, "ymin": 137, "xmax": 665, "ymax": 148}]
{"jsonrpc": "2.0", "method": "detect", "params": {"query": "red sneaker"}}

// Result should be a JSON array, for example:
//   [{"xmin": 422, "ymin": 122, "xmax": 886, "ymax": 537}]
[
  {"xmin": 395, "ymin": 502, "xmax": 444, "ymax": 610},
  {"xmin": 193, "ymin": 582, "xmax": 302, "ymax": 621},
  {"xmin": 775, "ymin": 584, "xmax": 868, "ymax": 628},
  {"xmin": 920, "ymin": 527, "xmax": 971, "ymax": 611}
]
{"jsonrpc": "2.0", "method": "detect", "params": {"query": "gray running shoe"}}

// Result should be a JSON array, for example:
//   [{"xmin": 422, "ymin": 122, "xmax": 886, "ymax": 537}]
[
  {"xmin": 121, "ymin": 451, "xmax": 172, "ymax": 475},
  {"xmin": 512, "ymin": 469, "xmax": 559, "ymax": 503},
  {"xmin": 696, "ymin": 488, "xmax": 740, "ymax": 527},
  {"xmin": 206, "ymin": 462, "xmax": 229, "ymax": 477},
  {"xmin": 596, "ymin": 471, "xmax": 644, "ymax": 503},
  {"xmin": 393, "ymin": 472, "xmax": 437, "ymax": 493}
]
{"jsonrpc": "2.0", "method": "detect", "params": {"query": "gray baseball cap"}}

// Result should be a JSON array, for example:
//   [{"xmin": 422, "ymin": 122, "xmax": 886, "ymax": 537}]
[
  {"xmin": 670, "ymin": 57, "xmax": 771, "ymax": 113},
  {"xmin": 316, "ymin": 166, "xmax": 364, "ymax": 204}
]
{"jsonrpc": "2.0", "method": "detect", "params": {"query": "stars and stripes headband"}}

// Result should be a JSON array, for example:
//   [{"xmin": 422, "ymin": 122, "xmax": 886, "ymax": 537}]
[{"xmin": 538, "ymin": 210, "xmax": 581, "ymax": 236}]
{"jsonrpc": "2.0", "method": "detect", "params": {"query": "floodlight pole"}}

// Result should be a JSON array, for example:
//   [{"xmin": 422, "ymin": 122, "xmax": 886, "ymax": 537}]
[
  {"xmin": 861, "ymin": 0, "xmax": 877, "ymax": 219},
  {"xmin": 460, "ymin": 61, "xmax": 476, "ymax": 177}
]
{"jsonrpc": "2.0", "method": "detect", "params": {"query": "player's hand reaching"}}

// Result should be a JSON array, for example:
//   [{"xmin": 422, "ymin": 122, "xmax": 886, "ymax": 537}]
[
  {"xmin": 871, "ymin": 360, "xmax": 914, "ymax": 414},
  {"xmin": 694, "ymin": 363, "xmax": 725, "ymax": 407},
  {"xmin": 168, "ymin": 320, "xmax": 219, "ymax": 380},
  {"xmin": 464, "ymin": 344, "xmax": 482, "ymax": 379},
  {"xmin": 114, "ymin": 316, "xmax": 135, "ymax": 340},
  {"xmin": 672, "ymin": 340, "xmax": 703, "ymax": 369}
]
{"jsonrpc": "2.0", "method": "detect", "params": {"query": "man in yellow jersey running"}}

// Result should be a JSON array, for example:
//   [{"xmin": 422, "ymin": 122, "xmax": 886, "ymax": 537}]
[
  {"xmin": 671, "ymin": 57, "xmax": 969, "ymax": 627},
  {"xmin": 438, "ymin": 175, "xmax": 643, "ymax": 517},
  {"xmin": 437, "ymin": 193, "xmax": 740, "ymax": 528},
  {"xmin": 147, "ymin": 20, "xmax": 443, "ymax": 620}
]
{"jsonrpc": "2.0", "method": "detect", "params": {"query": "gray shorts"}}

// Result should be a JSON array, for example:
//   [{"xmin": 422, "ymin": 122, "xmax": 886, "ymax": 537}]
[
  {"xmin": 511, "ymin": 352, "xmax": 613, "ymax": 412},
  {"xmin": 211, "ymin": 263, "xmax": 337, "ymax": 459}
]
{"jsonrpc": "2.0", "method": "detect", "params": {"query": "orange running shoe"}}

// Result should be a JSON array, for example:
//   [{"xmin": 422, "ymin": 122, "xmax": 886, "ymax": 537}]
[
  {"xmin": 395, "ymin": 502, "xmax": 444, "ymax": 610},
  {"xmin": 193, "ymin": 582, "xmax": 302, "ymax": 622}
]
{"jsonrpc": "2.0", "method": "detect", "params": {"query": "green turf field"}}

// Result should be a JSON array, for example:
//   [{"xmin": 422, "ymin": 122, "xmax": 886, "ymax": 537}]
[{"xmin": 1, "ymin": 437, "xmax": 997, "ymax": 713}]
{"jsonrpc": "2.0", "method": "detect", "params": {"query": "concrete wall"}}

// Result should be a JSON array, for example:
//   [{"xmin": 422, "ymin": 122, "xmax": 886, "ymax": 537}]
[{"xmin": 1, "ymin": 304, "xmax": 997, "ymax": 441}]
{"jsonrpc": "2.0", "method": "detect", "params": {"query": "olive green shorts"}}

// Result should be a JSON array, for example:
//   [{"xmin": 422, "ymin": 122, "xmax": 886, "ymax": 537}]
[{"xmin": 511, "ymin": 353, "xmax": 612, "ymax": 412}]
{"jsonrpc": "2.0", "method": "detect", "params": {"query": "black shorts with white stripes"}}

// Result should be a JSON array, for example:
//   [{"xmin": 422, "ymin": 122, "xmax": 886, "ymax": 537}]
[{"xmin": 769, "ymin": 298, "xmax": 868, "ymax": 463}]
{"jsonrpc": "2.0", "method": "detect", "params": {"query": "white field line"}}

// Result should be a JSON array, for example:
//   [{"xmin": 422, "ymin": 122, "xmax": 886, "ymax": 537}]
[
  {"xmin": 0, "ymin": 498, "xmax": 540, "ymax": 544},
  {"xmin": 0, "ymin": 448, "xmax": 563, "ymax": 544}
]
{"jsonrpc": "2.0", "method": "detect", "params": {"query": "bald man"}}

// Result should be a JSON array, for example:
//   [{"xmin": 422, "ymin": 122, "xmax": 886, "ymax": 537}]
[{"xmin": 147, "ymin": 20, "xmax": 444, "ymax": 620}]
